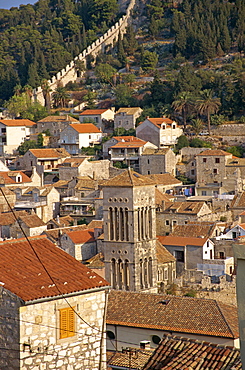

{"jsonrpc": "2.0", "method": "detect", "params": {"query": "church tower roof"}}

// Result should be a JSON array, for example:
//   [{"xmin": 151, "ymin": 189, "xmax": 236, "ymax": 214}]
[{"xmin": 102, "ymin": 169, "xmax": 155, "ymax": 187}]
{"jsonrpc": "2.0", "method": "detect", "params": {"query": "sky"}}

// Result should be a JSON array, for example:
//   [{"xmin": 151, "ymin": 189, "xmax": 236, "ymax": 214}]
[{"xmin": 0, "ymin": 0, "xmax": 36, "ymax": 8}]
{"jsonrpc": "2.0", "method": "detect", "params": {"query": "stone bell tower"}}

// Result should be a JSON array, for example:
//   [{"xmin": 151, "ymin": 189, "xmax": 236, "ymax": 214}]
[{"xmin": 102, "ymin": 169, "xmax": 157, "ymax": 292}]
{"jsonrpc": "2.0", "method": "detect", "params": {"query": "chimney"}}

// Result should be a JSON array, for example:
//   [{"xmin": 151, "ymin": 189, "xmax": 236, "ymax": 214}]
[
  {"xmin": 73, "ymin": 218, "xmax": 77, "ymax": 226},
  {"xmin": 140, "ymin": 340, "xmax": 150, "ymax": 349}
]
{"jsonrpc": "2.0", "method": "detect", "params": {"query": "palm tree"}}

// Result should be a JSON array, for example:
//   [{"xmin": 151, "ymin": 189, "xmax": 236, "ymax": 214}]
[
  {"xmin": 172, "ymin": 92, "xmax": 194, "ymax": 130},
  {"xmin": 41, "ymin": 79, "xmax": 52, "ymax": 112},
  {"xmin": 195, "ymin": 89, "xmax": 221, "ymax": 134},
  {"xmin": 52, "ymin": 86, "xmax": 70, "ymax": 108},
  {"xmin": 191, "ymin": 118, "xmax": 204, "ymax": 136}
]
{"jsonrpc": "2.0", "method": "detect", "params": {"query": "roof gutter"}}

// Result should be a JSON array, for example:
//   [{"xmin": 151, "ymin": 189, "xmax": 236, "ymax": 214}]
[{"xmin": 24, "ymin": 285, "xmax": 111, "ymax": 306}]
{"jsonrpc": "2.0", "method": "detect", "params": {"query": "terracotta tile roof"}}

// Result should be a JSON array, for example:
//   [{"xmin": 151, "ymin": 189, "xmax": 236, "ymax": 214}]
[
  {"xmin": 142, "ymin": 148, "xmax": 171, "ymax": 155},
  {"xmin": 75, "ymin": 177, "xmax": 96, "ymax": 191},
  {"xmin": 0, "ymin": 235, "xmax": 109, "ymax": 302},
  {"xmin": 158, "ymin": 235, "xmax": 208, "ymax": 247},
  {"xmin": 85, "ymin": 252, "xmax": 104, "ymax": 269},
  {"xmin": 38, "ymin": 115, "xmax": 79, "ymax": 123},
  {"xmin": 143, "ymin": 335, "xmax": 241, "ymax": 370},
  {"xmin": 70, "ymin": 123, "xmax": 102, "ymax": 133},
  {"xmin": 155, "ymin": 189, "xmax": 174, "ymax": 206},
  {"xmin": 87, "ymin": 220, "xmax": 103, "ymax": 229},
  {"xmin": 232, "ymin": 192, "xmax": 245, "ymax": 208},
  {"xmin": 59, "ymin": 157, "xmax": 86, "ymax": 167},
  {"xmin": 66, "ymin": 228, "xmax": 95, "ymax": 244},
  {"xmin": 170, "ymin": 222, "xmax": 216, "ymax": 238},
  {"xmin": 0, "ymin": 119, "xmax": 35, "ymax": 127},
  {"xmin": 116, "ymin": 107, "xmax": 142, "ymax": 115},
  {"xmin": 111, "ymin": 140, "xmax": 147, "ymax": 148},
  {"xmin": 0, "ymin": 171, "xmax": 32, "ymax": 184},
  {"xmin": 80, "ymin": 109, "xmax": 108, "ymax": 115},
  {"xmin": 58, "ymin": 215, "xmax": 74, "ymax": 227},
  {"xmin": 44, "ymin": 224, "xmax": 88, "ymax": 242},
  {"xmin": 163, "ymin": 201, "xmax": 209, "ymax": 215},
  {"xmin": 139, "ymin": 117, "xmax": 174, "ymax": 129},
  {"xmin": 19, "ymin": 214, "xmax": 46, "ymax": 228},
  {"xmin": 145, "ymin": 174, "xmax": 182, "ymax": 186},
  {"xmin": 196, "ymin": 149, "xmax": 232, "ymax": 156},
  {"xmin": 102, "ymin": 169, "xmax": 156, "ymax": 187},
  {"xmin": 107, "ymin": 291, "xmax": 239, "ymax": 339},
  {"xmin": 29, "ymin": 148, "xmax": 70, "ymax": 158},
  {"xmin": 53, "ymin": 180, "xmax": 70, "ymax": 188},
  {"xmin": 108, "ymin": 348, "xmax": 153, "ymax": 369},
  {"xmin": 156, "ymin": 240, "xmax": 176, "ymax": 264},
  {"xmin": 113, "ymin": 136, "xmax": 144, "ymax": 142},
  {"xmin": 0, "ymin": 210, "xmax": 28, "ymax": 226}
]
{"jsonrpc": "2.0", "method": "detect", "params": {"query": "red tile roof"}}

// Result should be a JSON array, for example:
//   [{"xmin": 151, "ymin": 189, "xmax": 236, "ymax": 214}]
[
  {"xmin": 102, "ymin": 169, "xmax": 156, "ymax": 187},
  {"xmin": 158, "ymin": 235, "xmax": 208, "ymax": 247},
  {"xmin": 29, "ymin": 148, "xmax": 69, "ymax": 158},
  {"xmin": 0, "ymin": 119, "xmax": 36, "ymax": 126},
  {"xmin": 0, "ymin": 171, "xmax": 32, "ymax": 184},
  {"xmin": 70, "ymin": 123, "xmax": 102, "ymax": 133},
  {"xmin": 66, "ymin": 228, "xmax": 95, "ymax": 244},
  {"xmin": 156, "ymin": 240, "xmax": 176, "ymax": 264},
  {"xmin": 0, "ymin": 235, "xmax": 109, "ymax": 302},
  {"xmin": 113, "ymin": 136, "xmax": 145, "ymax": 142},
  {"xmin": 107, "ymin": 291, "xmax": 239, "ymax": 339},
  {"xmin": 80, "ymin": 109, "xmax": 108, "ymax": 115},
  {"xmin": 143, "ymin": 335, "xmax": 241, "ymax": 370}
]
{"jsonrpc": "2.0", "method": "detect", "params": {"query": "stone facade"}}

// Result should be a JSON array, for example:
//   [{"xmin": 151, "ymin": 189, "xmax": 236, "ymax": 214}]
[
  {"xmin": 59, "ymin": 158, "xmax": 110, "ymax": 181},
  {"xmin": 139, "ymin": 148, "xmax": 176, "ymax": 176},
  {"xmin": 102, "ymin": 171, "xmax": 158, "ymax": 292},
  {"xmin": 18, "ymin": 289, "xmax": 107, "ymax": 370},
  {"xmin": 114, "ymin": 107, "xmax": 143, "ymax": 130}
]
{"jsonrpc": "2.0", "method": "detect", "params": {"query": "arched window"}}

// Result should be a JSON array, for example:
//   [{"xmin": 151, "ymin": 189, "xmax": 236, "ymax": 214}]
[
  {"xmin": 111, "ymin": 258, "xmax": 116, "ymax": 289},
  {"xmin": 148, "ymin": 257, "xmax": 153, "ymax": 287},
  {"xmin": 109, "ymin": 207, "xmax": 113, "ymax": 240},
  {"xmin": 124, "ymin": 259, "xmax": 130, "ymax": 291}
]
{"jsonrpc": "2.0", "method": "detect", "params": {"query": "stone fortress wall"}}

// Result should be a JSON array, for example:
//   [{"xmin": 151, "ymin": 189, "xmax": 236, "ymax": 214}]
[{"xmin": 33, "ymin": 0, "xmax": 136, "ymax": 106}]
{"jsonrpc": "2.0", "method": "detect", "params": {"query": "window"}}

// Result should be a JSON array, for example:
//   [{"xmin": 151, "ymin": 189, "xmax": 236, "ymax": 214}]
[
  {"xmin": 148, "ymin": 159, "xmax": 150, "ymax": 164},
  {"xmin": 191, "ymin": 170, "xmax": 195, "ymax": 175},
  {"xmin": 203, "ymin": 158, "xmax": 207, "ymax": 163},
  {"xmin": 166, "ymin": 220, "xmax": 170, "ymax": 226},
  {"xmin": 202, "ymin": 191, "xmax": 207, "ymax": 196},
  {"xmin": 175, "ymin": 250, "xmax": 184, "ymax": 262},
  {"xmin": 1, "ymin": 128, "xmax": 6, "ymax": 133},
  {"xmin": 164, "ymin": 269, "xmax": 168, "ymax": 280},
  {"xmin": 148, "ymin": 170, "xmax": 150, "ymax": 175},
  {"xmin": 219, "ymin": 251, "xmax": 225, "ymax": 259},
  {"xmin": 89, "ymin": 135, "xmax": 91, "ymax": 139},
  {"xmin": 59, "ymin": 307, "xmax": 75, "ymax": 339},
  {"xmin": 172, "ymin": 220, "xmax": 177, "ymax": 226},
  {"xmin": 215, "ymin": 158, "xmax": 220, "ymax": 163},
  {"xmin": 213, "ymin": 168, "xmax": 218, "ymax": 174},
  {"xmin": 172, "ymin": 125, "xmax": 176, "ymax": 129}
]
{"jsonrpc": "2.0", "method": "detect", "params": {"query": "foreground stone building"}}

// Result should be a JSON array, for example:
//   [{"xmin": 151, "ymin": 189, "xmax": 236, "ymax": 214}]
[{"xmin": 0, "ymin": 235, "xmax": 109, "ymax": 370}]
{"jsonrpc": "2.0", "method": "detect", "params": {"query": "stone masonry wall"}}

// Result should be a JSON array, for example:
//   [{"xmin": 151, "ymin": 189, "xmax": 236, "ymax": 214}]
[
  {"xmin": 20, "ymin": 289, "xmax": 107, "ymax": 370},
  {"xmin": 0, "ymin": 289, "xmax": 22, "ymax": 370},
  {"xmin": 33, "ymin": 0, "xmax": 136, "ymax": 106}
]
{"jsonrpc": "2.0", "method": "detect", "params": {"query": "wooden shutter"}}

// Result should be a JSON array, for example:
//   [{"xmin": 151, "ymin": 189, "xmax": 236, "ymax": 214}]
[{"xmin": 59, "ymin": 307, "xmax": 75, "ymax": 339}]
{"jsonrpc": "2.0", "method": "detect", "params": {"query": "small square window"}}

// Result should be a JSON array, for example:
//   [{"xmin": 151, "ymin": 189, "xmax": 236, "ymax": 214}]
[
  {"xmin": 203, "ymin": 158, "xmax": 207, "ymax": 163},
  {"xmin": 191, "ymin": 170, "xmax": 195, "ymax": 175},
  {"xmin": 166, "ymin": 220, "xmax": 170, "ymax": 226},
  {"xmin": 213, "ymin": 168, "xmax": 218, "ymax": 174},
  {"xmin": 215, "ymin": 158, "xmax": 220, "ymax": 163}
]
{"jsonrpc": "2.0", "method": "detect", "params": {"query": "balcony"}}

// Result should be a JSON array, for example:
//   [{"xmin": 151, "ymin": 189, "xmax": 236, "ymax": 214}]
[{"xmin": 15, "ymin": 200, "xmax": 47, "ymax": 209}]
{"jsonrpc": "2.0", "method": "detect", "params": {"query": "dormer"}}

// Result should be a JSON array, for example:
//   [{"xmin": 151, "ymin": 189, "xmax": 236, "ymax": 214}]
[
  {"xmin": 172, "ymin": 123, "xmax": 176, "ymax": 129},
  {"xmin": 161, "ymin": 123, "xmax": 166, "ymax": 129}
]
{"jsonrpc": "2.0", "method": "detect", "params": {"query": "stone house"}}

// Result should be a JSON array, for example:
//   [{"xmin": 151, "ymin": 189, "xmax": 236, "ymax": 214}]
[
  {"xmin": 79, "ymin": 108, "xmax": 115, "ymax": 130},
  {"xmin": 106, "ymin": 291, "xmax": 239, "ymax": 351},
  {"xmin": 0, "ymin": 168, "xmax": 42, "ymax": 187},
  {"xmin": 136, "ymin": 117, "xmax": 183, "ymax": 148},
  {"xmin": 59, "ymin": 157, "xmax": 110, "ymax": 181},
  {"xmin": 10, "ymin": 213, "xmax": 47, "ymax": 238},
  {"xmin": 156, "ymin": 240, "xmax": 176, "ymax": 288},
  {"xmin": 195, "ymin": 149, "xmax": 245, "ymax": 196},
  {"xmin": 16, "ymin": 148, "xmax": 70, "ymax": 175},
  {"xmin": 158, "ymin": 235, "xmax": 214, "ymax": 275},
  {"xmin": 52, "ymin": 178, "xmax": 77, "ymax": 199},
  {"xmin": 0, "ymin": 235, "xmax": 109, "ymax": 370},
  {"xmin": 104, "ymin": 136, "xmax": 157, "ymax": 172},
  {"xmin": 0, "ymin": 187, "xmax": 16, "ymax": 213},
  {"xmin": 35, "ymin": 115, "xmax": 80, "ymax": 144},
  {"xmin": 156, "ymin": 201, "xmax": 212, "ymax": 235},
  {"xmin": 171, "ymin": 221, "xmax": 226, "ymax": 239},
  {"xmin": 59, "ymin": 123, "xmax": 102, "ymax": 154},
  {"xmin": 0, "ymin": 210, "xmax": 28, "ymax": 239},
  {"xmin": 60, "ymin": 228, "xmax": 97, "ymax": 262},
  {"xmin": 139, "ymin": 147, "xmax": 177, "ymax": 176},
  {"xmin": 0, "ymin": 119, "xmax": 36, "ymax": 155},
  {"xmin": 143, "ymin": 335, "xmax": 241, "ymax": 370},
  {"xmin": 144, "ymin": 173, "xmax": 182, "ymax": 194},
  {"xmin": 231, "ymin": 192, "xmax": 245, "ymax": 220},
  {"xmin": 13, "ymin": 185, "xmax": 60, "ymax": 223},
  {"xmin": 114, "ymin": 107, "xmax": 143, "ymax": 130},
  {"xmin": 176, "ymin": 147, "xmax": 210, "ymax": 183}
]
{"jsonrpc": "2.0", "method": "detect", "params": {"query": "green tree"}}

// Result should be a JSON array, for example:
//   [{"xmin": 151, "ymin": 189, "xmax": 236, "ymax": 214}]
[
  {"xmin": 18, "ymin": 140, "xmax": 39, "ymax": 155},
  {"xmin": 141, "ymin": 51, "xmax": 158, "ymax": 71},
  {"xmin": 52, "ymin": 85, "xmax": 70, "ymax": 108},
  {"xmin": 175, "ymin": 135, "xmax": 189, "ymax": 151},
  {"xmin": 94, "ymin": 63, "xmax": 116, "ymax": 86},
  {"xmin": 196, "ymin": 89, "xmax": 221, "ymax": 134},
  {"xmin": 172, "ymin": 92, "xmax": 194, "ymax": 130},
  {"xmin": 191, "ymin": 118, "xmax": 204, "ymax": 136}
]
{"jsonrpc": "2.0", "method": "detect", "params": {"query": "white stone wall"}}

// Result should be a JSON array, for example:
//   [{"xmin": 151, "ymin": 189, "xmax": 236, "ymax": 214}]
[
  {"xmin": 20, "ymin": 289, "xmax": 107, "ymax": 370},
  {"xmin": 0, "ymin": 124, "xmax": 34, "ymax": 155}
]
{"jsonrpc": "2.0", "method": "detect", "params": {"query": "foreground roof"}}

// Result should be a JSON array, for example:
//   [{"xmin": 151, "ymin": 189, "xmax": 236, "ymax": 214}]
[
  {"xmin": 65, "ymin": 228, "xmax": 95, "ymax": 244},
  {"xmin": 102, "ymin": 169, "xmax": 155, "ymax": 187},
  {"xmin": 108, "ymin": 348, "xmax": 153, "ymax": 369},
  {"xmin": 0, "ymin": 235, "xmax": 109, "ymax": 302},
  {"xmin": 158, "ymin": 235, "xmax": 208, "ymax": 247},
  {"xmin": 0, "ymin": 171, "xmax": 32, "ymax": 184},
  {"xmin": 143, "ymin": 335, "xmax": 241, "ymax": 370},
  {"xmin": 107, "ymin": 291, "xmax": 239, "ymax": 339}
]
